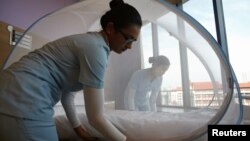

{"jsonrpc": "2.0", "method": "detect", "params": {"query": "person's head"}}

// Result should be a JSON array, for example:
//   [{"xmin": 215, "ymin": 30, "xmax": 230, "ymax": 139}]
[
  {"xmin": 149, "ymin": 56, "xmax": 170, "ymax": 77},
  {"xmin": 100, "ymin": 0, "xmax": 142, "ymax": 54}
]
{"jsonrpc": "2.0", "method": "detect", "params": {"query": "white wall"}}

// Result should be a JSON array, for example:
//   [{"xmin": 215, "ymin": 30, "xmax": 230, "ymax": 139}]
[{"xmin": 0, "ymin": 0, "xmax": 79, "ymax": 29}]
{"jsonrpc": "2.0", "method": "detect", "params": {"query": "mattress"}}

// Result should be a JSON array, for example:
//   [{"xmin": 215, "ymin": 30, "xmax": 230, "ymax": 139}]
[{"xmin": 55, "ymin": 109, "xmax": 216, "ymax": 141}]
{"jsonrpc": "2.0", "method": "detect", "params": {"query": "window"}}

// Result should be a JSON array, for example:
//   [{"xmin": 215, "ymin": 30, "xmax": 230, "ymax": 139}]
[
  {"xmin": 223, "ymin": 0, "xmax": 250, "ymax": 105},
  {"xmin": 183, "ymin": 0, "xmax": 216, "ymax": 38},
  {"xmin": 141, "ymin": 23, "xmax": 153, "ymax": 69}
]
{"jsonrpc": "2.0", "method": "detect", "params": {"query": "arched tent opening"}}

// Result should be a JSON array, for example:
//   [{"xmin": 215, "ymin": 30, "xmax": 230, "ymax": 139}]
[{"xmin": 3, "ymin": 0, "xmax": 242, "ymax": 141}]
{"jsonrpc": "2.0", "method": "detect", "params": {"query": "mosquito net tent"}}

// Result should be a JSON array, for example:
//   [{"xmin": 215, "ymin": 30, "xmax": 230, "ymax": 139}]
[{"xmin": 3, "ymin": 0, "xmax": 242, "ymax": 141}]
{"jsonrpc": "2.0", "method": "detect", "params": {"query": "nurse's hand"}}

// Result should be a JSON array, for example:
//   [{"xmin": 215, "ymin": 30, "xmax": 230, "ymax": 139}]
[{"xmin": 73, "ymin": 125, "xmax": 99, "ymax": 141}]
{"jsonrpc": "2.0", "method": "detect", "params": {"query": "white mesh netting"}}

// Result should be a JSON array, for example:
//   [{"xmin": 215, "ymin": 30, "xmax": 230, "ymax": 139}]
[{"xmin": 4, "ymin": 0, "xmax": 241, "ymax": 141}]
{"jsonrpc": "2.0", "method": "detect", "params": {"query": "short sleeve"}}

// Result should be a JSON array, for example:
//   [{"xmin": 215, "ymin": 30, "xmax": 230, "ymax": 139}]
[{"xmin": 75, "ymin": 34, "xmax": 109, "ymax": 88}]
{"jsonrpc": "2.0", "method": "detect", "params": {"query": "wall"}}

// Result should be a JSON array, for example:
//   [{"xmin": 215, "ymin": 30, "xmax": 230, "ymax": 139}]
[{"xmin": 0, "ymin": 0, "xmax": 79, "ymax": 29}]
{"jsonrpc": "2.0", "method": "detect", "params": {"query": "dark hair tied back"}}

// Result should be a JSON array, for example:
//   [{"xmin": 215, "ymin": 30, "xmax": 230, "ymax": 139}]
[
  {"xmin": 100, "ymin": 0, "xmax": 142, "ymax": 30},
  {"xmin": 110, "ymin": 0, "xmax": 124, "ymax": 9}
]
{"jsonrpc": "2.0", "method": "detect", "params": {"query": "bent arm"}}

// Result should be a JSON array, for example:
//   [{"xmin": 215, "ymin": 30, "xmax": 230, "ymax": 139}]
[
  {"xmin": 61, "ymin": 91, "xmax": 97, "ymax": 140},
  {"xmin": 150, "ymin": 90, "xmax": 160, "ymax": 112},
  {"xmin": 84, "ymin": 87, "xmax": 126, "ymax": 141},
  {"xmin": 61, "ymin": 92, "xmax": 81, "ymax": 128}
]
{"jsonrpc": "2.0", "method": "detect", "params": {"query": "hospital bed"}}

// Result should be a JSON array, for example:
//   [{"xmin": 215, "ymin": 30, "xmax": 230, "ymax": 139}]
[{"xmin": 54, "ymin": 107, "xmax": 218, "ymax": 141}]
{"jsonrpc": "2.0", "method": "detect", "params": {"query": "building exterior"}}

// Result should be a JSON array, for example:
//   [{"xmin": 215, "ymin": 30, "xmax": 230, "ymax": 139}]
[{"xmin": 160, "ymin": 81, "xmax": 250, "ymax": 108}]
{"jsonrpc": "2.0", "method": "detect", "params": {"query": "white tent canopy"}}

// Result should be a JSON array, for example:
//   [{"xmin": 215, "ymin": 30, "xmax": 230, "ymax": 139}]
[{"xmin": 4, "ymin": 0, "xmax": 241, "ymax": 140}]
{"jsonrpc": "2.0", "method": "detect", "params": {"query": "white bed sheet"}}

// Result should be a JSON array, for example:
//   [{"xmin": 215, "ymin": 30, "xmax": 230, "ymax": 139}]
[{"xmin": 55, "ymin": 109, "xmax": 216, "ymax": 141}]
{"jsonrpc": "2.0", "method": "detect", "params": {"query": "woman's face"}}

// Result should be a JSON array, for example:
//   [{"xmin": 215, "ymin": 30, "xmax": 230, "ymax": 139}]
[{"xmin": 108, "ymin": 24, "xmax": 141, "ymax": 54}]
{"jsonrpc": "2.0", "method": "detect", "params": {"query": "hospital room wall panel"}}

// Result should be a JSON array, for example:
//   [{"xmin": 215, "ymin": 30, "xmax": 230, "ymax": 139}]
[
  {"xmin": 3, "ymin": 30, "xmax": 49, "ymax": 69},
  {"xmin": 0, "ymin": 21, "xmax": 24, "ymax": 69},
  {"xmin": 0, "ymin": 0, "xmax": 79, "ymax": 30},
  {"xmin": 0, "ymin": 0, "xmax": 80, "ymax": 69}
]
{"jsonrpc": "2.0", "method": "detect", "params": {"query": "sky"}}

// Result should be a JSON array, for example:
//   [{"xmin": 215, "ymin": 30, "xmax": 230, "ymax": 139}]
[{"xmin": 184, "ymin": 0, "xmax": 250, "ymax": 83}]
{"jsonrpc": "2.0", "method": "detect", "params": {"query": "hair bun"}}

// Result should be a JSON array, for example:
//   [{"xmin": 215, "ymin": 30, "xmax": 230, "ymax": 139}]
[
  {"xmin": 110, "ymin": 0, "xmax": 124, "ymax": 9},
  {"xmin": 148, "ymin": 57, "xmax": 154, "ymax": 63}
]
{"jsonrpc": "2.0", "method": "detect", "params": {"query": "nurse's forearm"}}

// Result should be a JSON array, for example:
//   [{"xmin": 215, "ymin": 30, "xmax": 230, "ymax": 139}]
[
  {"xmin": 127, "ymin": 89, "xmax": 135, "ymax": 110},
  {"xmin": 61, "ymin": 92, "xmax": 81, "ymax": 128},
  {"xmin": 150, "ymin": 91, "xmax": 159, "ymax": 112},
  {"xmin": 84, "ymin": 87, "xmax": 126, "ymax": 141}
]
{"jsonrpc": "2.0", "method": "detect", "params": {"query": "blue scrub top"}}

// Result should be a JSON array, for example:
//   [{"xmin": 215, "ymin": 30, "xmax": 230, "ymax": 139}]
[
  {"xmin": 0, "ymin": 32, "xmax": 110, "ymax": 122},
  {"xmin": 127, "ymin": 68, "xmax": 162, "ymax": 109}
]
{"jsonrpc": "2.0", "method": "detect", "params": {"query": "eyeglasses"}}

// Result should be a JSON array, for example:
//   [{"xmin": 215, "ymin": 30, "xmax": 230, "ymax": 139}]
[{"xmin": 118, "ymin": 30, "xmax": 136, "ymax": 44}]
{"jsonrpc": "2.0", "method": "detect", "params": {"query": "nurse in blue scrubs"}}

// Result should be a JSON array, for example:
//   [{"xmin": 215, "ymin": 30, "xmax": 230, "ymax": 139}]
[
  {"xmin": 0, "ymin": 0, "xmax": 142, "ymax": 141},
  {"xmin": 124, "ymin": 56, "xmax": 170, "ymax": 112}
]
